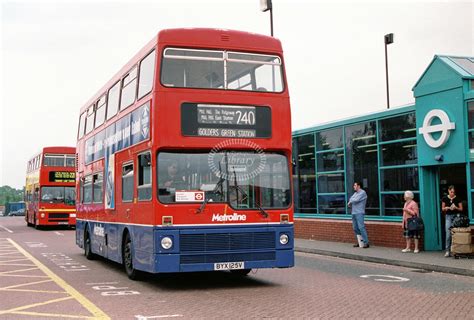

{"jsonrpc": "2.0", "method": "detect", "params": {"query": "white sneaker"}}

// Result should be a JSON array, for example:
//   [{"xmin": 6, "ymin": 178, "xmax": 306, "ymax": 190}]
[
  {"xmin": 444, "ymin": 251, "xmax": 450, "ymax": 257},
  {"xmin": 414, "ymin": 249, "xmax": 419, "ymax": 254},
  {"xmin": 401, "ymin": 248, "xmax": 411, "ymax": 253}
]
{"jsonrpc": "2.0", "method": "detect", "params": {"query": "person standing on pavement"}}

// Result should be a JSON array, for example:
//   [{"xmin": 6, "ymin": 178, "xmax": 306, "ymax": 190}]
[
  {"xmin": 348, "ymin": 181, "xmax": 369, "ymax": 248},
  {"xmin": 401, "ymin": 190, "xmax": 420, "ymax": 253},
  {"xmin": 441, "ymin": 185, "xmax": 463, "ymax": 257}
]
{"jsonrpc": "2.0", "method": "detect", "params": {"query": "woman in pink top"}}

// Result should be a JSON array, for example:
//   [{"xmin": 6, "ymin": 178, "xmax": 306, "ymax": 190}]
[{"xmin": 401, "ymin": 190, "xmax": 420, "ymax": 253}]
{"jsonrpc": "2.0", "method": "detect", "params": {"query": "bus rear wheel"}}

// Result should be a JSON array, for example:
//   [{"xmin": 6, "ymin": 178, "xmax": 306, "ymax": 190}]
[
  {"xmin": 84, "ymin": 230, "xmax": 95, "ymax": 260},
  {"xmin": 123, "ymin": 233, "xmax": 141, "ymax": 280}
]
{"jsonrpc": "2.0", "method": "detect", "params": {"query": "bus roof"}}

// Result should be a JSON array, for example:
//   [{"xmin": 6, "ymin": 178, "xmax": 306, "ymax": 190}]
[
  {"xmin": 158, "ymin": 28, "xmax": 283, "ymax": 52},
  {"xmin": 79, "ymin": 28, "xmax": 283, "ymax": 114},
  {"xmin": 42, "ymin": 146, "xmax": 76, "ymax": 154}
]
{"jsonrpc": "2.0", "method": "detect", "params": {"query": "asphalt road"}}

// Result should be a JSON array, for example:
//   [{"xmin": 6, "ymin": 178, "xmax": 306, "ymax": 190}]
[{"xmin": 1, "ymin": 216, "xmax": 473, "ymax": 319}]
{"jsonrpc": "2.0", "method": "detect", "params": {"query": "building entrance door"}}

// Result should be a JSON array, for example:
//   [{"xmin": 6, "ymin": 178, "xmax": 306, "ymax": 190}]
[
  {"xmin": 419, "ymin": 164, "xmax": 467, "ymax": 251},
  {"xmin": 438, "ymin": 164, "xmax": 468, "ymax": 250}
]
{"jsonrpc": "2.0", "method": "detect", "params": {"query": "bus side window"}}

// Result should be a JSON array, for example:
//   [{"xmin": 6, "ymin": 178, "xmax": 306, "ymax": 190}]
[
  {"xmin": 138, "ymin": 152, "xmax": 152, "ymax": 201},
  {"xmin": 107, "ymin": 81, "xmax": 120, "ymax": 120},
  {"xmin": 93, "ymin": 172, "xmax": 104, "ymax": 204},
  {"xmin": 122, "ymin": 163, "xmax": 134, "ymax": 202},
  {"xmin": 120, "ymin": 66, "xmax": 137, "ymax": 110},
  {"xmin": 80, "ymin": 177, "xmax": 84, "ymax": 204},
  {"xmin": 95, "ymin": 95, "xmax": 107, "ymax": 128},
  {"xmin": 83, "ymin": 175, "xmax": 93, "ymax": 204},
  {"xmin": 138, "ymin": 50, "xmax": 156, "ymax": 99},
  {"xmin": 85, "ymin": 104, "xmax": 95, "ymax": 134},
  {"xmin": 78, "ymin": 112, "xmax": 86, "ymax": 139}
]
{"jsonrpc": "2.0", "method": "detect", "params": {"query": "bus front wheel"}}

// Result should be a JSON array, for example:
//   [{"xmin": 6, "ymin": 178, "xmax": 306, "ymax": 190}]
[
  {"xmin": 123, "ymin": 233, "xmax": 141, "ymax": 280},
  {"xmin": 34, "ymin": 214, "xmax": 40, "ymax": 230}
]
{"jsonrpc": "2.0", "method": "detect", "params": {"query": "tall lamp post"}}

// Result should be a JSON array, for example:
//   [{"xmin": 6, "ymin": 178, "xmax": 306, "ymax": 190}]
[
  {"xmin": 260, "ymin": 0, "xmax": 273, "ymax": 37},
  {"xmin": 384, "ymin": 33, "xmax": 394, "ymax": 109}
]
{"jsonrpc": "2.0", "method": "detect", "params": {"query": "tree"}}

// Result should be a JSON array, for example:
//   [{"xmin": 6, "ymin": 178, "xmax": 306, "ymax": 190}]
[{"xmin": 0, "ymin": 186, "xmax": 23, "ymax": 205}]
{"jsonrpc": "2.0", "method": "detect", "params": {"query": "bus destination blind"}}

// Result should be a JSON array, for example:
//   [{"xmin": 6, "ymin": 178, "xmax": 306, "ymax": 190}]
[
  {"xmin": 181, "ymin": 103, "xmax": 271, "ymax": 138},
  {"xmin": 49, "ymin": 171, "xmax": 76, "ymax": 183}
]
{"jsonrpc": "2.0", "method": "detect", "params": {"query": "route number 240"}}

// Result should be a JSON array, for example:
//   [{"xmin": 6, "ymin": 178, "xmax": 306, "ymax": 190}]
[{"xmin": 236, "ymin": 110, "xmax": 256, "ymax": 125}]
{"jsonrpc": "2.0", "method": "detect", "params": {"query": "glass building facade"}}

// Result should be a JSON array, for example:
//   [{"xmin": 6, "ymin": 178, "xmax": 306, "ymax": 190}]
[{"xmin": 293, "ymin": 107, "xmax": 418, "ymax": 220}]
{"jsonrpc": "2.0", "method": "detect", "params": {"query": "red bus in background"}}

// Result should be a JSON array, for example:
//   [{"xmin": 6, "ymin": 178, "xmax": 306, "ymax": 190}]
[
  {"xmin": 76, "ymin": 28, "xmax": 293, "ymax": 279},
  {"xmin": 25, "ymin": 147, "xmax": 77, "ymax": 228}
]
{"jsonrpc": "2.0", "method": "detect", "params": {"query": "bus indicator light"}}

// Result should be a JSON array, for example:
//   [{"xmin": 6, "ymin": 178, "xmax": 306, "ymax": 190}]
[{"xmin": 162, "ymin": 216, "xmax": 173, "ymax": 226}]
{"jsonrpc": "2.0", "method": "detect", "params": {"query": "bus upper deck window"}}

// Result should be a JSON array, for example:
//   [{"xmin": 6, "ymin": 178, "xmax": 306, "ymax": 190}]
[
  {"xmin": 121, "ymin": 66, "xmax": 138, "ymax": 110},
  {"xmin": 161, "ymin": 48, "xmax": 283, "ymax": 92},
  {"xmin": 138, "ymin": 50, "xmax": 156, "ymax": 99},
  {"xmin": 85, "ymin": 105, "xmax": 95, "ymax": 134},
  {"xmin": 161, "ymin": 48, "xmax": 224, "ymax": 89},
  {"xmin": 95, "ymin": 95, "xmax": 106, "ymax": 128},
  {"xmin": 107, "ymin": 81, "xmax": 120, "ymax": 120},
  {"xmin": 78, "ymin": 112, "xmax": 86, "ymax": 139}
]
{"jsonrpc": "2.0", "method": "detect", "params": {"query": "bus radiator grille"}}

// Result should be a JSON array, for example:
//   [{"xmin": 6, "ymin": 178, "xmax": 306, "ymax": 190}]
[
  {"xmin": 48, "ymin": 213, "xmax": 70, "ymax": 219},
  {"xmin": 180, "ymin": 232, "xmax": 275, "ymax": 252},
  {"xmin": 180, "ymin": 251, "xmax": 275, "ymax": 264}
]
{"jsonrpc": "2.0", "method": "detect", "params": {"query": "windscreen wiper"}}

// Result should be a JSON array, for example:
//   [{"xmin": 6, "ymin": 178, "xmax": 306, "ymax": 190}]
[
  {"xmin": 196, "ymin": 174, "xmax": 226, "ymax": 214},
  {"xmin": 232, "ymin": 168, "xmax": 268, "ymax": 218}
]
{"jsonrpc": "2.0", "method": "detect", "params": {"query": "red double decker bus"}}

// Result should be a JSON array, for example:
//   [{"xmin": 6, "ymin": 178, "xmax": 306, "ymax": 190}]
[
  {"xmin": 25, "ymin": 147, "xmax": 77, "ymax": 228},
  {"xmin": 76, "ymin": 28, "xmax": 293, "ymax": 279}
]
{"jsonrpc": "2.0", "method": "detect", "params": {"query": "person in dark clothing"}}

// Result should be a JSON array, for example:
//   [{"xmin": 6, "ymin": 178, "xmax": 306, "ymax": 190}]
[
  {"xmin": 162, "ymin": 161, "xmax": 183, "ymax": 188},
  {"xmin": 441, "ymin": 185, "xmax": 463, "ymax": 257},
  {"xmin": 158, "ymin": 160, "xmax": 186, "ymax": 199}
]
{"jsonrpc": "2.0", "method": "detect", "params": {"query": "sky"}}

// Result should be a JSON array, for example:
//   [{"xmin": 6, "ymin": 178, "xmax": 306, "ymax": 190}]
[{"xmin": 1, "ymin": 0, "xmax": 473, "ymax": 189}]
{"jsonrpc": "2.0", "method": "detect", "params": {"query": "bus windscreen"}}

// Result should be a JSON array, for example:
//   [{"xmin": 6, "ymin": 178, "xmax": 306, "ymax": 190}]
[{"xmin": 157, "ymin": 151, "xmax": 290, "ymax": 209}]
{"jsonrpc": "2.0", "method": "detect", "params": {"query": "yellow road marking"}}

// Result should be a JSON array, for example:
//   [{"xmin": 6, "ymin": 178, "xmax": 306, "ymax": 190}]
[
  {"xmin": 0, "ymin": 266, "xmax": 38, "ymax": 274},
  {"xmin": 1, "ymin": 288, "xmax": 68, "ymax": 294},
  {"xmin": 0, "ymin": 279, "xmax": 53, "ymax": 290},
  {"xmin": 0, "ymin": 296, "xmax": 74, "ymax": 315},
  {"xmin": 6, "ymin": 238, "xmax": 110, "ymax": 319},
  {"xmin": 0, "ymin": 274, "xmax": 49, "ymax": 278},
  {"xmin": 9, "ymin": 310, "xmax": 94, "ymax": 319},
  {"xmin": 0, "ymin": 251, "xmax": 20, "ymax": 256},
  {"xmin": 0, "ymin": 258, "xmax": 30, "ymax": 263}
]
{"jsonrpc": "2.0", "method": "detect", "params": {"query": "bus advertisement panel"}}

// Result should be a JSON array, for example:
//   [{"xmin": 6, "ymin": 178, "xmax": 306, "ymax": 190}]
[{"xmin": 75, "ymin": 28, "xmax": 293, "ymax": 279}]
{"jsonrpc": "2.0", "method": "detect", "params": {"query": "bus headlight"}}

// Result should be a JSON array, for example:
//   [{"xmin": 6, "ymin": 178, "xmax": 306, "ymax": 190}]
[
  {"xmin": 279, "ymin": 234, "xmax": 289, "ymax": 245},
  {"xmin": 40, "ymin": 213, "xmax": 45, "ymax": 218},
  {"xmin": 161, "ymin": 237, "xmax": 173, "ymax": 250}
]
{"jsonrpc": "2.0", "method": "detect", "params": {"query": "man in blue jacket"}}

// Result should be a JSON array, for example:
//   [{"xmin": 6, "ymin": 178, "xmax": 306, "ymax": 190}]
[{"xmin": 348, "ymin": 181, "xmax": 369, "ymax": 248}]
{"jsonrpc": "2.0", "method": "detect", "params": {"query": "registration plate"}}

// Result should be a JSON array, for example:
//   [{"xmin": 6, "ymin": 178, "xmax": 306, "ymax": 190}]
[
  {"xmin": 58, "ymin": 222, "xmax": 68, "ymax": 225},
  {"xmin": 214, "ymin": 262, "xmax": 244, "ymax": 270}
]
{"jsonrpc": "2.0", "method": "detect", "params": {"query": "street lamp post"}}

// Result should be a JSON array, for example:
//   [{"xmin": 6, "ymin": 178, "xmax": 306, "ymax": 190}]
[
  {"xmin": 384, "ymin": 33, "xmax": 394, "ymax": 109},
  {"xmin": 260, "ymin": 0, "xmax": 273, "ymax": 37}
]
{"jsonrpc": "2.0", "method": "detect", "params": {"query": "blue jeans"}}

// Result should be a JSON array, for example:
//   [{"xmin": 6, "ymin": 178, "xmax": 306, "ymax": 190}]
[
  {"xmin": 352, "ymin": 213, "xmax": 369, "ymax": 245},
  {"xmin": 445, "ymin": 214, "xmax": 455, "ymax": 251}
]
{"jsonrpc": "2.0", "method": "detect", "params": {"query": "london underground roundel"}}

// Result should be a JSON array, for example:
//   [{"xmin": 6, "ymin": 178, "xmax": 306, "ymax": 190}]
[{"xmin": 418, "ymin": 109, "xmax": 455, "ymax": 148}]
